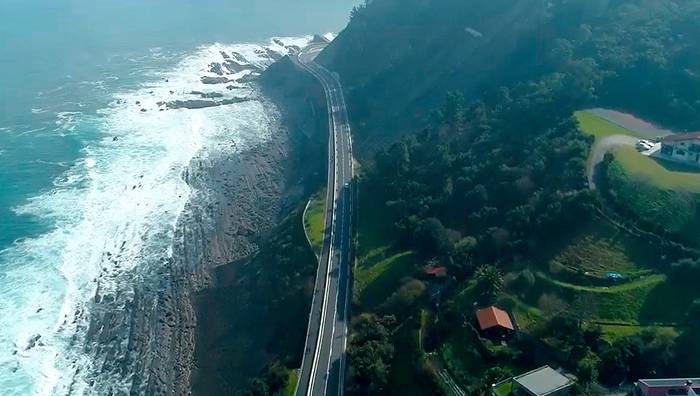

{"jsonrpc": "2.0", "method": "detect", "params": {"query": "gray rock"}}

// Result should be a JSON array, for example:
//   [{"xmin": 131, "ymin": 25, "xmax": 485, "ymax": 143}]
[
  {"xmin": 236, "ymin": 73, "xmax": 260, "ymax": 84},
  {"xmin": 200, "ymin": 76, "xmax": 230, "ymax": 84},
  {"xmin": 165, "ymin": 97, "xmax": 251, "ymax": 110},
  {"xmin": 25, "ymin": 334, "xmax": 41, "ymax": 350},
  {"xmin": 208, "ymin": 63, "xmax": 224, "ymax": 76},
  {"xmin": 190, "ymin": 91, "xmax": 224, "ymax": 99},
  {"xmin": 230, "ymin": 51, "xmax": 247, "ymax": 63},
  {"xmin": 222, "ymin": 60, "xmax": 259, "ymax": 75}
]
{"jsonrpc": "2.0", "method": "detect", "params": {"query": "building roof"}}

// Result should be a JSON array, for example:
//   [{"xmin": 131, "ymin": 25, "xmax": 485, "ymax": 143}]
[
  {"xmin": 475, "ymin": 306, "xmax": 514, "ymax": 331},
  {"xmin": 662, "ymin": 132, "xmax": 700, "ymax": 142},
  {"xmin": 639, "ymin": 378, "xmax": 700, "ymax": 388},
  {"xmin": 513, "ymin": 366, "xmax": 575, "ymax": 396},
  {"xmin": 423, "ymin": 265, "xmax": 447, "ymax": 277}
]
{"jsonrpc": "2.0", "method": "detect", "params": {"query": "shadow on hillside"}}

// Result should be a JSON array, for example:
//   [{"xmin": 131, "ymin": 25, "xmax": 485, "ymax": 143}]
[{"xmin": 652, "ymin": 156, "xmax": 700, "ymax": 174}]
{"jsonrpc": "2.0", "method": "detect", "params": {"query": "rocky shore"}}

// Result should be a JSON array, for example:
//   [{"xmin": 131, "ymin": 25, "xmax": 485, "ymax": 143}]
[
  {"xmin": 188, "ymin": 52, "xmax": 331, "ymax": 394},
  {"xmin": 77, "ymin": 40, "xmax": 326, "ymax": 396}
]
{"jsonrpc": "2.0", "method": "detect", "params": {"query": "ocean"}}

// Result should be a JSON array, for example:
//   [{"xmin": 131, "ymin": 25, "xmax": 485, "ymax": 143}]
[{"xmin": 0, "ymin": 1, "xmax": 356, "ymax": 394}]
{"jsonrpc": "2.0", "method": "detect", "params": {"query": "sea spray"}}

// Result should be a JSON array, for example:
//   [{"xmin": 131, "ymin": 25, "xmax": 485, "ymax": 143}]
[{"xmin": 0, "ymin": 36, "xmax": 311, "ymax": 395}]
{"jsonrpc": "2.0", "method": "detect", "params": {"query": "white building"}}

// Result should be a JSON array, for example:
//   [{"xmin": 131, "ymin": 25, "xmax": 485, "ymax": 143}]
[{"xmin": 657, "ymin": 132, "xmax": 700, "ymax": 167}]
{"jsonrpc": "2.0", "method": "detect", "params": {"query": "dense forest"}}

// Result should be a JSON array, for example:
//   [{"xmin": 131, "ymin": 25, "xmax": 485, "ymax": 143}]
[
  {"xmin": 317, "ymin": 0, "xmax": 700, "ymax": 395},
  {"xmin": 319, "ymin": 0, "xmax": 700, "ymax": 144}
]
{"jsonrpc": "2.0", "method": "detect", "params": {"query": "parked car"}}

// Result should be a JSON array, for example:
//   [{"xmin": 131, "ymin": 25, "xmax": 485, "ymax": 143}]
[{"xmin": 636, "ymin": 140, "xmax": 654, "ymax": 151}]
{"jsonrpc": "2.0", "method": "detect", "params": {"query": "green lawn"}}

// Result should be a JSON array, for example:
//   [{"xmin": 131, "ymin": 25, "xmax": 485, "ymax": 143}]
[
  {"xmin": 575, "ymin": 110, "xmax": 644, "ymax": 140},
  {"xmin": 613, "ymin": 146, "xmax": 700, "ymax": 193},
  {"xmin": 535, "ymin": 272, "xmax": 673, "ymax": 323},
  {"xmin": 303, "ymin": 189, "xmax": 326, "ymax": 254},
  {"xmin": 537, "ymin": 272, "xmax": 665, "ymax": 294},
  {"xmin": 607, "ymin": 151, "xmax": 700, "ymax": 246},
  {"xmin": 284, "ymin": 369, "xmax": 299, "ymax": 396},
  {"xmin": 492, "ymin": 380, "xmax": 513, "ymax": 396},
  {"xmin": 599, "ymin": 324, "xmax": 678, "ymax": 343}
]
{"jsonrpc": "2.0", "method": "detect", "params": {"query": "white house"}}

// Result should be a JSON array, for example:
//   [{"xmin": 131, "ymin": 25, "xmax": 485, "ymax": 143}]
[{"xmin": 657, "ymin": 132, "xmax": 700, "ymax": 167}]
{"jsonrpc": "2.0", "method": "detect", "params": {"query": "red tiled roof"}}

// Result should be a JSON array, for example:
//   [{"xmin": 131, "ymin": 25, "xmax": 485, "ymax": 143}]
[
  {"xmin": 475, "ymin": 306, "xmax": 514, "ymax": 331},
  {"xmin": 662, "ymin": 132, "xmax": 700, "ymax": 142},
  {"xmin": 423, "ymin": 265, "xmax": 447, "ymax": 276}
]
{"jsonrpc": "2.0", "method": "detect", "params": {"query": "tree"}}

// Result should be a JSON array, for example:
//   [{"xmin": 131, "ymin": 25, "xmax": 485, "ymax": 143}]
[
  {"xmin": 451, "ymin": 236, "xmax": 478, "ymax": 275},
  {"xmin": 577, "ymin": 349, "xmax": 601, "ymax": 385},
  {"xmin": 687, "ymin": 299, "xmax": 700, "ymax": 328},
  {"xmin": 413, "ymin": 217, "xmax": 451, "ymax": 258},
  {"xmin": 346, "ymin": 314, "xmax": 396, "ymax": 395},
  {"xmin": 381, "ymin": 279, "xmax": 426, "ymax": 315},
  {"xmin": 474, "ymin": 265, "xmax": 503, "ymax": 303},
  {"xmin": 245, "ymin": 378, "xmax": 269, "ymax": 396}
]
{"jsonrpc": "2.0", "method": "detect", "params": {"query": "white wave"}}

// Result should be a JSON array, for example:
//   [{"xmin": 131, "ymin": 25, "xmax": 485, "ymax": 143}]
[{"xmin": 0, "ymin": 36, "xmax": 309, "ymax": 395}]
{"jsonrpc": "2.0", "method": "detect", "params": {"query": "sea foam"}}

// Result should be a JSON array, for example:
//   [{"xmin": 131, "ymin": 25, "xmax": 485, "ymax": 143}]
[{"xmin": 0, "ymin": 36, "xmax": 311, "ymax": 395}]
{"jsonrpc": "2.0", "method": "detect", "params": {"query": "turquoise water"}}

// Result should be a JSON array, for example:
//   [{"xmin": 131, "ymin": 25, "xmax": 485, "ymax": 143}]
[{"xmin": 0, "ymin": 1, "xmax": 356, "ymax": 394}]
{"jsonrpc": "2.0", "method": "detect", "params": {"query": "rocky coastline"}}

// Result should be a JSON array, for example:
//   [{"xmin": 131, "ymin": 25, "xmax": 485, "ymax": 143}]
[{"xmin": 78, "ymin": 41, "xmax": 326, "ymax": 396}]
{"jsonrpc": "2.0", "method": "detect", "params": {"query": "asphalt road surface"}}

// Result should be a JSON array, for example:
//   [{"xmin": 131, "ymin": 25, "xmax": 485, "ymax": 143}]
[{"xmin": 292, "ymin": 42, "xmax": 354, "ymax": 396}]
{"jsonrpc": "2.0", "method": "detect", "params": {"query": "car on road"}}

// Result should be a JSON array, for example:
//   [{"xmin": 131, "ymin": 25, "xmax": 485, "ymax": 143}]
[{"xmin": 343, "ymin": 182, "xmax": 350, "ymax": 189}]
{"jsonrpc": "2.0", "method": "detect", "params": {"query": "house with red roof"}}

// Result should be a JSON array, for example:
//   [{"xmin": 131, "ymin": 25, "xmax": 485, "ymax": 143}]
[
  {"xmin": 658, "ymin": 132, "xmax": 700, "ymax": 167},
  {"xmin": 423, "ymin": 264, "xmax": 447, "ymax": 278},
  {"xmin": 475, "ymin": 305, "xmax": 515, "ymax": 338}
]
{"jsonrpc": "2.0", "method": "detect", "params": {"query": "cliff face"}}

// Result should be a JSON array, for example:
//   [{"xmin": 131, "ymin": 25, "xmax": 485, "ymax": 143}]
[{"xmin": 316, "ymin": 0, "xmax": 549, "ymax": 149}]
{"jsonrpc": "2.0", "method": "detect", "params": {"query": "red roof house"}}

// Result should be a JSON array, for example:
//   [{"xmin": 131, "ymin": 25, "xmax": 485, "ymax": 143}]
[
  {"xmin": 423, "ymin": 265, "xmax": 447, "ymax": 277},
  {"xmin": 475, "ymin": 306, "xmax": 514, "ymax": 332}
]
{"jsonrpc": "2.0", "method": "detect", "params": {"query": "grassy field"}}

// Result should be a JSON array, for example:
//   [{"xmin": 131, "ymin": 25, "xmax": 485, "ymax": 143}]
[
  {"xmin": 575, "ymin": 110, "xmax": 644, "ymax": 140},
  {"xmin": 284, "ymin": 370, "xmax": 299, "ymax": 396},
  {"xmin": 599, "ymin": 324, "xmax": 678, "ymax": 342},
  {"xmin": 493, "ymin": 380, "xmax": 513, "ymax": 396},
  {"xmin": 532, "ymin": 271, "xmax": 693, "ymax": 324},
  {"xmin": 613, "ymin": 146, "xmax": 700, "ymax": 193},
  {"xmin": 607, "ymin": 151, "xmax": 700, "ymax": 246},
  {"xmin": 303, "ymin": 189, "xmax": 326, "ymax": 254},
  {"xmin": 546, "ymin": 218, "xmax": 659, "ymax": 278}
]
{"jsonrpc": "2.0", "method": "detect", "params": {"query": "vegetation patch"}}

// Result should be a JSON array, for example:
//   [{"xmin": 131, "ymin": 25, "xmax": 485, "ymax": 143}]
[
  {"xmin": 303, "ymin": 188, "xmax": 326, "ymax": 254},
  {"xmin": 612, "ymin": 146, "xmax": 700, "ymax": 193},
  {"xmin": 545, "ymin": 218, "xmax": 658, "ymax": 278},
  {"xmin": 385, "ymin": 324, "xmax": 434, "ymax": 396},
  {"xmin": 354, "ymin": 179, "xmax": 420, "ymax": 309},
  {"xmin": 575, "ymin": 110, "xmax": 643, "ymax": 140},
  {"xmin": 534, "ymin": 272, "xmax": 667, "ymax": 323},
  {"xmin": 283, "ymin": 369, "xmax": 299, "ymax": 396},
  {"xmin": 599, "ymin": 324, "xmax": 677, "ymax": 343},
  {"xmin": 606, "ymin": 153, "xmax": 700, "ymax": 246}
]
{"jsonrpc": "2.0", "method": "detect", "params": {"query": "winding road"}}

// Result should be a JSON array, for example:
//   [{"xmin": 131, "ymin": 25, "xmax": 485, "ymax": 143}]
[{"xmin": 292, "ymin": 42, "xmax": 354, "ymax": 396}]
